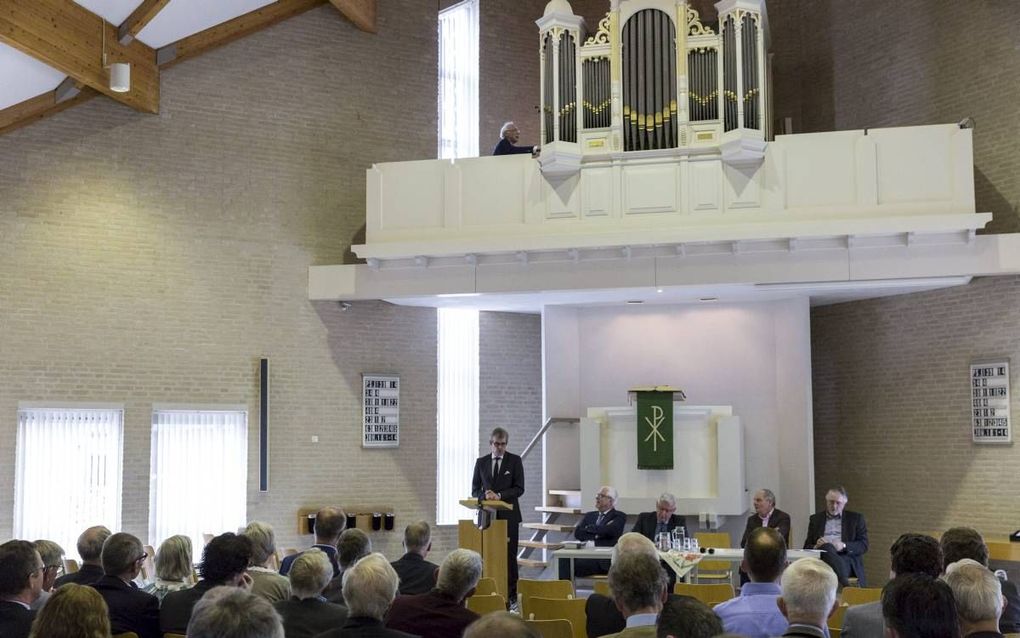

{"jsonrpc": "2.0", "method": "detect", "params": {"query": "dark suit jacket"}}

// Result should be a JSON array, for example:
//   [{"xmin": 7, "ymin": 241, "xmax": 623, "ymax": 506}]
[
  {"xmin": 160, "ymin": 578, "xmax": 217, "ymax": 634},
  {"xmin": 281, "ymin": 544, "xmax": 342, "ymax": 577},
  {"xmin": 492, "ymin": 138, "xmax": 534, "ymax": 155},
  {"xmin": 782, "ymin": 624, "xmax": 828, "ymax": 638},
  {"xmin": 998, "ymin": 578, "xmax": 1020, "ymax": 634},
  {"xmin": 0, "ymin": 601, "xmax": 35, "ymax": 638},
  {"xmin": 386, "ymin": 589, "xmax": 479, "ymax": 638},
  {"xmin": 471, "ymin": 452, "xmax": 525, "ymax": 524},
  {"xmin": 54, "ymin": 563, "xmax": 104, "ymax": 588},
  {"xmin": 631, "ymin": 512, "xmax": 688, "ymax": 542},
  {"xmin": 275, "ymin": 597, "xmax": 349, "ymax": 638},
  {"xmin": 803, "ymin": 510, "xmax": 868, "ymax": 584},
  {"xmin": 575, "ymin": 509, "xmax": 627, "ymax": 546},
  {"xmin": 314, "ymin": 615, "xmax": 420, "ymax": 638},
  {"xmin": 585, "ymin": 593, "xmax": 693, "ymax": 638},
  {"xmin": 391, "ymin": 553, "xmax": 439, "ymax": 596},
  {"xmin": 741, "ymin": 508, "xmax": 792, "ymax": 547},
  {"xmin": 90, "ymin": 575, "xmax": 161, "ymax": 638}
]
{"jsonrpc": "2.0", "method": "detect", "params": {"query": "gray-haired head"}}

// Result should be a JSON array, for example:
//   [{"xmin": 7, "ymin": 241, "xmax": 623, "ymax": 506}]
[
  {"xmin": 436, "ymin": 549, "xmax": 483, "ymax": 601},
  {"xmin": 756, "ymin": 488, "xmax": 776, "ymax": 505},
  {"xmin": 186, "ymin": 586, "xmax": 284, "ymax": 638},
  {"xmin": 656, "ymin": 493, "xmax": 677, "ymax": 508},
  {"xmin": 498, "ymin": 123, "xmax": 518, "ymax": 139},
  {"xmin": 288, "ymin": 548, "xmax": 333, "ymax": 600},
  {"xmin": 608, "ymin": 551, "xmax": 668, "ymax": 616},
  {"xmin": 944, "ymin": 559, "xmax": 1004, "ymax": 626},
  {"xmin": 242, "ymin": 521, "xmax": 277, "ymax": 567},
  {"xmin": 101, "ymin": 533, "xmax": 144, "ymax": 578},
  {"xmin": 77, "ymin": 526, "xmax": 111, "ymax": 563},
  {"xmin": 403, "ymin": 521, "xmax": 432, "ymax": 554},
  {"xmin": 611, "ymin": 532, "xmax": 659, "ymax": 562},
  {"xmin": 464, "ymin": 612, "xmax": 540, "ymax": 638},
  {"xmin": 342, "ymin": 553, "xmax": 399, "ymax": 620},
  {"xmin": 779, "ymin": 558, "xmax": 838, "ymax": 625}
]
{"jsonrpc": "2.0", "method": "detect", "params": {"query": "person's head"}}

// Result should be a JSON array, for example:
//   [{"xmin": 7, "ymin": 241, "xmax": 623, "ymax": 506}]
[
  {"xmin": 944, "ymin": 559, "xmax": 1004, "ymax": 632},
  {"xmin": 341, "ymin": 553, "xmax": 399, "ymax": 620},
  {"xmin": 889, "ymin": 533, "xmax": 941, "ymax": 579},
  {"xmin": 778, "ymin": 557, "xmax": 838, "ymax": 627},
  {"xmin": 824, "ymin": 487, "xmax": 848, "ymax": 517},
  {"xmin": 436, "ymin": 549, "xmax": 483, "ymax": 602},
  {"xmin": 489, "ymin": 427, "xmax": 509, "ymax": 456},
  {"xmin": 199, "ymin": 533, "xmax": 253, "ymax": 586},
  {"xmin": 742, "ymin": 527, "xmax": 787, "ymax": 583},
  {"xmin": 607, "ymin": 551, "xmax": 667, "ymax": 617},
  {"xmin": 100, "ymin": 532, "xmax": 146, "ymax": 579},
  {"xmin": 32, "ymin": 540, "xmax": 64, "ymax": 591},
  {"xmin": 289, "ymin": 548, "xmax": 333, "ymax": 600},
  {"xmin": 881, "ymin": 573, "xmax": 960, "ymax": 638},
  {"xmin": 595, "ymin": 485, "xmax": 618, "ymax": 513},
  {"xmin": 313, "ymin": 506, "xmax": 347, "ymax": 545},
  {"xmin": 28, "ymin": 582, "xmax": 111, "ymax": 638},
  {"xmin": 77, "ymin": 526, "xmax": 112, "ymax": 564},
  {"xmin": 753, "ymin": 489, "xmax": 776, "ymax": 517},
  {"xmin": 464, "ymin": 611, "xmax": 540, "ymax": 638},
  {"xmin": 655, "ymin": 493, "xmax": 677, "ymax": 524},
  {"xmin": 940, "ymin": 526, "xmax": 989, "ymax": 568},
  {"xmin": 187, "ymin": 585, "xmax": 284, "ymax": 638},
  {"xmin": 155, "ymin": 535, "xmax": 193, "ymax": 582},
  {"xmin": 499, "ymin": 122, "xmax": 520, "ymax": 144},
  {"xmin": 403, "ymin": 521, "xmax": 432, "ymax": 556},
  {"xmin": 0, "ymin": 540, "xmax": 44, "ymax": 603},
  {"xmin": 656, "ymin": 596, "xmax": 723, "ymax": 638},
  {"xmin": 611, "ymin": 532, "xmax": 659, "ymax": 562},
  {"xmin": 337, "ymin": 528, "xmax": 372, "ymax": 570},
  {"xmin": 242, "ymin": 521, "xmax": 278, "ymax": 568}
]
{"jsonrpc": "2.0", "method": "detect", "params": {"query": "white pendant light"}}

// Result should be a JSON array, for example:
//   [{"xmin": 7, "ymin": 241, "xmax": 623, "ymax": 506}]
[{"xmin": 109, "ymin": 62, "xmax": 131, "ymax": 93}]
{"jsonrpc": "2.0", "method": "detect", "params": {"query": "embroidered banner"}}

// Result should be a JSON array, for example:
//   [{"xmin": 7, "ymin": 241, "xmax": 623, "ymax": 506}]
[{"xmin": 635, "ymin": 390, "xmax": 674, "ymax": 469}]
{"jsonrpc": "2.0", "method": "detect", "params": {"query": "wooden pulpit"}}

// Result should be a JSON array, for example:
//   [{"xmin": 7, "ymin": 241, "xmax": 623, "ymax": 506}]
[{"xmin": 458, "ymin": 498, "xmax": 513, "ymax": 600}]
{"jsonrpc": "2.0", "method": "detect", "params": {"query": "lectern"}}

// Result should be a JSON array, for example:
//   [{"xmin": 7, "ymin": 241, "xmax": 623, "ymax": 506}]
[{"xmin": 459, "ymin": 498, "xmax": 513, "ymax": 600}]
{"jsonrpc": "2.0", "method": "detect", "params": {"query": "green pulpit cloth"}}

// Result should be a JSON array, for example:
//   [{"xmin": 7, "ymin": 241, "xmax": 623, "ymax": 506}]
[{"xmin": 629, "ymin": 386, "xmax": 686, "ymax": 470}]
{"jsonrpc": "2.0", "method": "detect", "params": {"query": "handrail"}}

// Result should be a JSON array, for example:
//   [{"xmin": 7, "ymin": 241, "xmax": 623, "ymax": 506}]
[{"xmin": 520, "ymin": 417, "xmax": 580, "ymax": 461}]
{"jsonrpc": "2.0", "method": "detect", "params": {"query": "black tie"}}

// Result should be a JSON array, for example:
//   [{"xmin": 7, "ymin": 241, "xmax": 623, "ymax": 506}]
[{"xmin": 493, "ymin": 457, "xmax": 501, "ymax": 478}]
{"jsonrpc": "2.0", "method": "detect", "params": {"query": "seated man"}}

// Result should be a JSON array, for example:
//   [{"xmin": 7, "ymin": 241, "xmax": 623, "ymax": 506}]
[
  {"xmin": 714, "ymin": 527, "xmax": 788, "ymax": 638},
  {"xmin": 90, "ymin": 532, "xmax": 161, "ymax": 638},
  {"xmin": 602, "ymin": 551, "xmax": 669, "ymax": 638},
  {"xmin": 30, "ymin": 539, "xmax": 64, "ymax": 611},
  {"xmin": 187, "ymin": 586, "xmax": 284, "ymax": 638},
  {"xmin": 54, "ymin": 526, "xmax": 110, "ymax": 588},
  {"xmin": 741, "ymin": 489, "xmax": 791, "ymax": 547},
  {"xmin": 391, "ymin": 521, "xmax": 439, "ymax": 595},
  {"xmin": 657, "ymin": 597, "xmax": 723, "ymax": 638},
  {"xmin": 632, "ymin": 493, "xmax": 687, "ymax": 543},
  {"xmin": 464, "ymin": 612, "xmax": 540, "ymax": 638},
  {"xmin": 941, "ymin": 526, "xmax": 1020, "ymax": 634},
  {"xmin": 274, "ymin": 549, "xmax": 348, "ymax": 638},
  {"xmin": 0, "ymin": 540, "xmax": 44, "ymax": 638},
  {"xmin": 160, "ymin": 532, "xmax": 253, "ymax": 635},
  {"xmin": 803, "ymin": 486, "xmax": 868, "ymax": 586},
  {"xmin": 776, "ymin": 557, "xmax": 839, "ymax": 638},
  {"xmin": 386, "ymin": 548, "xmax": 481, "ymax": 638},
  {"xmin": 315, "ymin": 553, "xmax": 417, "ymax": 638},
  {"xmin": 944, "ymin": 559, "xmax": 1005, "ymax": 638},
  {"xmin": 324, "ymin": 527, "xmax": 372, "ymax": 604},
  {"xmin": 881, "ymin": 573, "xmax": 960, "ymax": 638},
  {"xmin": 586, "ymin": 533, "xmax": 660, "ymax": 638},
  {"xmin": 280, "ymin": 506, "xmax": 346, "ymax": 577},
  {"xmin": 573, "ymin": 485, "xmax": 627, "ymax": 577}
]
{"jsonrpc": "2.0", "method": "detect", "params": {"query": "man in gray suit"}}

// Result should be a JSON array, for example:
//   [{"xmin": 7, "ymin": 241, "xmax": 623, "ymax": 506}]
[{"xmin": 842, "ymin": 533, "xmax": 941, "ymax": 638}]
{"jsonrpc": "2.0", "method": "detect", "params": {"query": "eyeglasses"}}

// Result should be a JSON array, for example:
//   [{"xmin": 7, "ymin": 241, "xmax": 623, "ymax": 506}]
[
  {"xmin": 135, "ymin": 552, "xmax": 149, "ymax": 563},
  {"xmin": 490, "ymin": 441, "xmax": 508, "ymax": 447}
]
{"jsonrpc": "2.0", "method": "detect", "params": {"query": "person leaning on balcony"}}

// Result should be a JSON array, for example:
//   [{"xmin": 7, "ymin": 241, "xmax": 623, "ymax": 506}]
[{"xmin": 493, "ymin": 121, "xmax": 539, "ymax": 157}]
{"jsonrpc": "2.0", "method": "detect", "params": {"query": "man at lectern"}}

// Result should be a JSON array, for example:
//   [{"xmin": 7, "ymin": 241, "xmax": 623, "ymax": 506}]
[{"xmin": 471, "ymin": 426, "xmax": 525, "ymax": 605}]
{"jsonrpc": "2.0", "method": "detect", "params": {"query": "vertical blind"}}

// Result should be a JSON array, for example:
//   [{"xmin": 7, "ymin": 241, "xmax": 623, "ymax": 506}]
[
  {"xmin": 149, "ymin": 409, "xmax": 247, "ymax": 552},
  {"xmin": 15, "ymin": 407, "xmax": 123, "ymax": 560},
  {"xmin": 438, "ymin": 0, "xmax": 479, "ymax": 159},
  {"xmin": 436, "ymin": 308, "xmax": 480, "ymax": 525}
]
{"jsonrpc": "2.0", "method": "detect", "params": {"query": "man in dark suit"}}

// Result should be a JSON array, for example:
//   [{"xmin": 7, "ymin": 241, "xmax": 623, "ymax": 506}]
[
  {"xmin": 0, "ymin": 540, "xmax": 44, "ymax": 638},
  {"xmin": 940, "ymin": 526, "xmax": 1020, "ymax": 635},
  {"xmin": 280, "ymin": 506, "xmax": 347, "ymax": 577},
  {"xmin": 275, "ymin": 549, "xmax": 348, "ymax": 638},
  {"xmin": 54, "ymin": 525, "xmax": 111, "ymax": 588},
  {"xmin": 471, "ymin": 426, "xmax": 524, "ymax": 604},
  {"xmin": 315, "ymin": 553, "xmax": 418, "ymax": 638},
  {"xmin": 391, "ymin": 521, "xmax": 439, "ymax": 595},
  {"xmin": 632, "ymin": 492, "xmax": 688, "ymax": 543},
  {"xmin": 741, "ymin": 488, "xmax": 792, "ymax": 547},
  {"xmin": 90, "ymin": 532, "xmax": 161, "ymax": 638},
  {"xmin": 492, "ymin": 122, "xmax": 538, "ymax": 156},
  {"xmin": 880, "ymin": 574, "xmax": 959, "ymax": 638},
  {"xmin": 573, "ymin": 485, "xmax": 627, "ymax": 577},
  {"xmin": 803, "ymin": 486, "xmax": 868, "ymax": 586},
  {"xmin": 161, "ymin": 532, "xmax": 254, "ymax": 635},
  {"xmin": 585, "ymin": 533, "xmax": 674, "ymax": 638},
  {"xmin": 386, "ymin": 548, "xmax": 481, "ymax": 638}
]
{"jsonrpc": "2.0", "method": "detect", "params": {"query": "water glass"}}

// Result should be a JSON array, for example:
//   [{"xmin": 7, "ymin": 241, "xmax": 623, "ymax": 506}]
[
  {"xmin": 656, "ymin": 531, "xmax": 671, "ymax": 551},
  {"xmin": 671, "ymin": 528, "xmax": 686, "ymax": 551}
]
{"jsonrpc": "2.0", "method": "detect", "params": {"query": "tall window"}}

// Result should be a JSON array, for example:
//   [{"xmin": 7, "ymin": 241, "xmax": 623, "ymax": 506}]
[
  {"xmin": 15, "ymin": 406, "xmax": 124, "ymax": 559},
  {"xmin": 149, "ymin": 407, "xmax": 247, "ymax": 551},
  {"xmin": 436, "ymin": 308, "xmax": 480, "ymax": 524},
  {"xmin": 438, "ymin": 0, "xmax": 479, "ymax": 159}
]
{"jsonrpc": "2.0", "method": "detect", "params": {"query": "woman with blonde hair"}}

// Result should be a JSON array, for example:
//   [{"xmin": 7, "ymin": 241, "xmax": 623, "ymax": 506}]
[
  {"xmin": 29, "ymin": 582, "xmax": 111, "ymax": 638},
  {"xmin": 146, "ymin": 534, "xmax": 194, "ymax": 601}
]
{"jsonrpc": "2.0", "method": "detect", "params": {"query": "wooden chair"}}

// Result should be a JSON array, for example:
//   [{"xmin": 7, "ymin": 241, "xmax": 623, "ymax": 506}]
[
  {"xmin": 674, "ymin": 582, "xmax": 735, "ymax": 606},
  {"xmin": 692, "ymin": 532, "xmax": 733, "ymax": 583},
  {"xmin": 63, "ymin": 558, "xmax": 80, "ymax": 574},
  {"xmin": 592, "ymin": 580, "xmax": 610, "ymax": 597},
  {"xmin": 525, "ymin": 596, "xmax": 587, "ymax": 638},
  {"xmin": 518, "ymin": 578, "xmax": 574, "ymax": 617},
  {"xmin": 112, "ymin": 633, "xmax": 140, "ymax": 638},
  {"xmin": 475, "ymin": 576, "xmax": 498, "ymax": 596},
  {"xmin": 283, "ymin": 547, "xmax": 300, "ymax": 557},
  {"xmin": 164, "ymin": 634, "xmax": 187, "ymax": 638},
  {"xmin": 466, "ymin": 593, "xmax": 506, "ymax": 615},
  {"xmin": 526, "ymin": 619, "xmax": 574, "ymax": 638},
  {"xmin": 841, "ymin": 586, "xmax": 882, "ymax": 606},
  {"xmin": 828, "ymin": 602, "xmax": 849, "ymax": 638}
]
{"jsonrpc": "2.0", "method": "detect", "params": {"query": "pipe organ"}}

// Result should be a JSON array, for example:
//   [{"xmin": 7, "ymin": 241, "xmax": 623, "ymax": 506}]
[{"xmin": 537, "ymin": 0, "xmax": 769, "ymax": 175}]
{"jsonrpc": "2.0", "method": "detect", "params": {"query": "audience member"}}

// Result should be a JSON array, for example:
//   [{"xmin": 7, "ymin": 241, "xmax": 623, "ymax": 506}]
[
  {"xmin": 28, "ymin": 582, "xmax": 111, "ymax": 638},
  {"xmin": 573, "ymin": 485, "xmax": 627, "ymax": 577},
  {"xmin": 391, "ymin": 521, "xmax": 439, "ymax": 595},
  {"xmin": 281, "ymin": 506, "xmax": 347, "ymax": 577},
  {"xmin": 275, "ymin": 549, "xmax": 348, "ymax": 638},
  {"xmin": 54, "ymin": 526, "xmax": 111, "ymax": 587},
  {"xmin": 602, "ymin": 551, "xmax": 668, "ymax": 638},
  {"xmin": 187, "ymin": 585, "xmax": 284, "ymax": 638},
  {"xmin": 463, "ymin": 612, "xmax": 539, "ymax": 638},
  {"xmin": 145, "ymin": 534, "xmax": 193, "ymax": 602},
  {"xmin": 387, "ymin": 548, "xmax": 481, "ymax": 638},
  {"xmin": 314, "ymin": 553, "xmax": 417, "ymax": 638},
  {"xmin": 741, "ymin": 489, "xmax": 791, "ymax": 547},
  {"xmin": 945, "ymin": 559, "xmax": 1006, "ymax": 638},
  {"xmin": 881, "ymin": 573, "xmax": 960, "ymax": 638},
  {"xmin": 714, "ymin": 527, "xmax": 788, "ymax": 637},
  {"xmin": 0, "ymin": 540, "xmax": 44, "ymax": 638},
  {"xmin": 90, "ymin": 532, "xmax": 160, "ymax": 638},
  {"xmin": 585, "ymin": 533, "xmax": 660, "ymax": 638},
  {"xmin": 842, "ymin": 533, "xmax": 941, "ymax": 638},
  {"xmin": 160, "ymin": 532, "xmax": 253, "ymax": 635},
  {"xmin": 803, "ymin": 486, "xmax": 869, "ymax": 586},
  {"xmin": 245, "ymin": 521, "xmax": 292, "ymax": 603},
  {"xmin": 941, "ymin": 527, "xmax": 1020, "ymax": 634},
  {"xmin": 657, "ymin": 596, "xmax": 723, "ymax": 638},
  {"xmin": 324, "ymin": 528, "xmax": 372, "ymax": 604},
  {"xmin": 29, "ymin": 539, "xmax": 63, "ymax": 611},
  {"xmin": 777, "ymin": 557, "xmax": 838, "ymax": 638}
]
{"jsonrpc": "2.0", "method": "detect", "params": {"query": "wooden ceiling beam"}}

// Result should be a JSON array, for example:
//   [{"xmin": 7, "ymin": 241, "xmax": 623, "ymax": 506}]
[
  {"xmin": 0, "ymin": 84, "xmax": 98, "ymax": 136},
  {"xmin": 0, "ymin": 0, "xmax": 159, "ymax": 113},
  {"xmin": 329, "ymin": 0, "xmax": 376, "ymax": 33},
  {"xmin": 118, "ymin": 0, "xmax": 172, "ymax": 45}
]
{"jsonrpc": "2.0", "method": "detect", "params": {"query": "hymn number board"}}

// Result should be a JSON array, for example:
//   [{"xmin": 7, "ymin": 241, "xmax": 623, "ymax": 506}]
[
  {"xmin": 971, "ymin": 361, "xmax": 1011, "ymax": 444},
  {"xmin": 363, "ymin": 373, "xmax": 399, "ymax": 448}
]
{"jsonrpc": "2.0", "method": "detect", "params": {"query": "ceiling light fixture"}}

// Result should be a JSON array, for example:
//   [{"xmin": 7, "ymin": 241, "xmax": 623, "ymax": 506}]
[
  {"xmin": 626, "ymin": 300, "xmax": 643, "ymax": 304},
  {"xmin": 698, "ymin": 297, "xmax": 718, "ymax": 302},
  {"xmin": 102, "ymin": 18, "xmax": 130, "ymax": 93}
]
